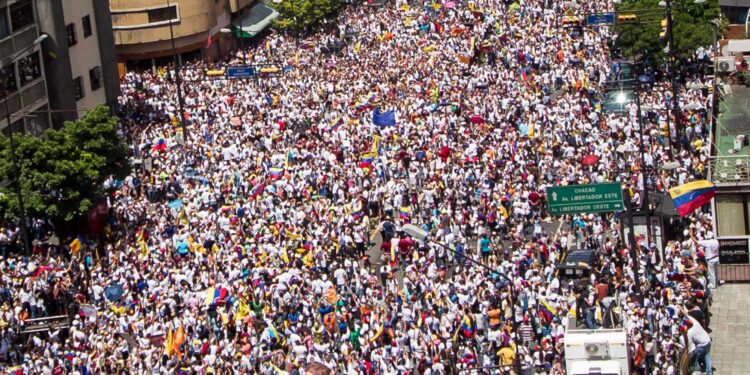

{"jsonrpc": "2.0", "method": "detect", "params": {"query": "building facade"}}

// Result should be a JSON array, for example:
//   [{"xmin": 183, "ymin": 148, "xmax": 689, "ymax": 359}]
[
  {"xmin": 0, "ymin": 0, "xmax": 119, "ymax": 132},
  {"xmin": 110, "ymin": 0, "xmax": 278, "ymax": 71},
  {"xmin": 0, "ymin": 0, "xmax": 49, "ymax": 134}
]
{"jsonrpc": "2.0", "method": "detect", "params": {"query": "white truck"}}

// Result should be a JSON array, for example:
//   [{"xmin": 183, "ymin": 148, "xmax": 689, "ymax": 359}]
[{"xmin": 564, "ymin": 318, "xmax": 630, "ymax": 375}]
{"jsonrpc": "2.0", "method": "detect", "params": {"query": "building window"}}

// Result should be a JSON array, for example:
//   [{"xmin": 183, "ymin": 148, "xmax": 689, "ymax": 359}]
[
  {"xmin": 89, "ymin": 66, "xmax": 102, "ymax": 91},
  {"xmin": 82, "ymin": 15, "xmax": 92, "ymax": 38},
  {"xmin": 17, "ymin": 52, "xmax": 41, "ymax": 87},
  {"xmin": 0, "ymin": 64, "xmax": 18, "ymax": 99},
  {"xmin": 716, "ymin": 194, "xmax": 750, "ymax": 237},
  {"xmin": 0, "ymin": 7, "xmax": 10, "ymax": 40},
  {"xmin": 147, "ymin": 5, "xmax": 178, "ymax": 23},
  {"xmin": 66, "ymin": 23, "xmax": 77, "ymax": 46},
  {"xmin": 73, "ymin": 76, "xmax": 85, "ymax": 100},
  {"xmin": 10, "ymin": 1, "xmax": 34, "ymax": 32}
]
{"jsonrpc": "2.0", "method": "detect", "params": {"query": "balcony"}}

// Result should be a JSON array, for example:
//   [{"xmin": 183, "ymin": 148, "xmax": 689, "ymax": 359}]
[
  {"xmin": 0, "ymin": 24, "xmax": 39, "ymax": 66},
  {"xmin": 0, "ymin": 78, "xmax": 48, "ymax": 129}
]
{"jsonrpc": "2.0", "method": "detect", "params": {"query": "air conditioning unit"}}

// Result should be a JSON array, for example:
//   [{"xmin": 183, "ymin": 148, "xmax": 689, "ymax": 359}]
[
  {"xmin": 735, "ymin": 135, "xmax": 746, "ymax": 150},
  {"xmin": 717, "ymin": 57, "xmax": 736, "ymax": 73},
  {"xmin": 584, "ymin": 342, "xmax": 610, "ymax": 359}
]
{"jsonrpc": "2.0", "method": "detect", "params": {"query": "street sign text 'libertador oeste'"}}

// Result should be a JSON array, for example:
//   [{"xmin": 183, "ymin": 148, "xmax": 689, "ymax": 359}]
[{"xmin": 547, "ymin": 183, "xmax": 624, "ymax": 215}]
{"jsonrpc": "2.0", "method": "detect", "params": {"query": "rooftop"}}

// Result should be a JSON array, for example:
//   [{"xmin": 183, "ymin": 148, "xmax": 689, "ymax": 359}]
[{"xmin": 711, "ymin": 85, "xmax": 750, "ymax": 184}]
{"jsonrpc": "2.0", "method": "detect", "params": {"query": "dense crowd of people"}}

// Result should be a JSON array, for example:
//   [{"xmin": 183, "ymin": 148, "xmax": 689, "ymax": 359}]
[{"xmin": 0, "ymin": 0, "xmax": 721, "ymax": 374}]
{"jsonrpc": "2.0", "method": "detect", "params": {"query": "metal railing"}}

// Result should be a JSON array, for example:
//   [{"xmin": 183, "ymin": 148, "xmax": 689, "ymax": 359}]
[
  {"xmin": 0, "ymin": 25, "xmax": 38, "ymax": 66},
  {"xmin": 709, "ymin": 155, "xmax": 750, "ymax": 184}
]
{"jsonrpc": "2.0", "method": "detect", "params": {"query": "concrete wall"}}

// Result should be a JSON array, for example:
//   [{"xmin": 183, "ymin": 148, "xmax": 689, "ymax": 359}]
[
  {"xmin": 35, "ymin": 0, "xmax": 77, "ymax": 127},
  {"xmin": 62, "ymin": 0, "xmax": 105, "ymax": 113},
  {"xmin": 92, "ymin": 0, "xmax": 121, "ymax": 109},
  {"xmin": 110, "ymin": 0, "xmax": 231, "ymax": 59}
]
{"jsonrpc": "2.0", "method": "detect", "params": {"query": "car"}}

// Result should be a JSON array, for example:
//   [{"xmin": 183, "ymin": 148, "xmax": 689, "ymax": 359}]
[{"xmin": 558, "ymin": 248, "xmax": 596, "ymax": 280}]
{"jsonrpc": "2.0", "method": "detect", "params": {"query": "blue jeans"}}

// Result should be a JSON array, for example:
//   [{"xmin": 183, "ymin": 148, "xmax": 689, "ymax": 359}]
[
  {"xmin": 691, "ymin": 342, "xmax": 712, "ymax": 375},
  {"xmin": 586, "ymin": 309, "xmax": 598, "ymax": 329}
]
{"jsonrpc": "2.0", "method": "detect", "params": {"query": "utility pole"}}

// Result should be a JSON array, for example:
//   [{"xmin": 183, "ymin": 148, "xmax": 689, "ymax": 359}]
[
  {"xmin": 626, "ymin": 191, "xmax": 643, "ymax": 304},
  {"xmin": 1, "ymin": 35, "xmax": 46, "ymax": 256},
  {"xmin": 634, "ymin": 75, "xmax": 655, "ymax": 263},
  {"xmin": 3, "ymin": 99, "xmax": 31, "ymax": 256},
  {"xmin": 665, "ymin": 0, "xmax": 682, "ymax": 152}
]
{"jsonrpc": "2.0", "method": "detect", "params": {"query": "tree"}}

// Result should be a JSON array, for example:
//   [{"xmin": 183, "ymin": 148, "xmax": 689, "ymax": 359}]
[
  {"xmin": 0, "ymin": 105, "xmax": 130, "ymax": 223},
  {"xmin": 270, "ymin": 0, "xmax": 343, "ymax": 33},
  {"xmin": 614, "ymin": 0, "xmax": 724, "ymax": 62}
]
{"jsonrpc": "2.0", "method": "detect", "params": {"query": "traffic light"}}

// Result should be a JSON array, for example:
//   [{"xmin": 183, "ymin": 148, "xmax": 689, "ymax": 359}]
[
  {"xmin": 617, "ymin": 14, "xmax": 636, "ymax": 23},
  {"xmin": 659, "ymin": 19, "xmax": 668, "ymax": 41}
]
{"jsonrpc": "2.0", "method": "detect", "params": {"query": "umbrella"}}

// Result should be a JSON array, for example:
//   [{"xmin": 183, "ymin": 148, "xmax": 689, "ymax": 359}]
[
  {"xmin": 306, "ymin": 362, "xmax": 333, "ymax": 375},
  {"xmin": 638, "ymin": 74, "xmax": 654, "ymax": 84},
  {"xmin": 581, "ymin": 154, "xmax": 599, "ymax": 166},
  {"xmin": 168, "ymin": 199, "xmax": 183, "ymax": 212},
  {"xmin": 661, "ymin": 161, "xmax": 680, "ymax": 170},
  {"xmin": 445, "ymin": 1, "xmax": 456, "ymax": 8},
  {"xmin": 469, "ymin": 115, "xmax": 485, "ymax": 124},
  {"xmin": 230, "ymin": 117, "xmax": 241, "ymax": 126},
  {"xmin": 105, "ymin": 284, "xmax": 124, "ymax": 301}
]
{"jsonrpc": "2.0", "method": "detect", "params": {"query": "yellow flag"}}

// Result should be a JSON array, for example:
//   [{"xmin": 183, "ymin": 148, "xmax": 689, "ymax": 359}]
[
  {"xmin": 165, "ymin": 328, "xmax": 174, "ymax": 356},
  {"xmin": 354, "ymin": 41, "xmax": 361, "ymax": 54},
  {"xmin": 371, "ymin": 135, "xmax": 381, "ymax": 154},
  {"xmin": 70, "ymin": 238, "xmax": 81, "ymax": 255},
  {"xmin": 236, "ymin": 299, "xmax": 250, "ymax": 322},
  {"xmin": 179, "ymin": 206, "xmax": 189, "ymax": 226},
  {"xmin": 141, "ymin": 242, "xmax": 148, "ymax": 258}
]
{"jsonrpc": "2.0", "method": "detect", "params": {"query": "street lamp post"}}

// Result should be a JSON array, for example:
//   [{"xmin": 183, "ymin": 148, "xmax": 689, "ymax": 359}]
[
  {"xmin": 2, "ymin": 34, "xmax": 48, "ymax": 256},
  {"xmin": 166, "ymin": 0, "xmax": 189, "ymax": 143},
  {"xmin": 401, "ymin": 224, "xmax": 522, "ymax": 374}
]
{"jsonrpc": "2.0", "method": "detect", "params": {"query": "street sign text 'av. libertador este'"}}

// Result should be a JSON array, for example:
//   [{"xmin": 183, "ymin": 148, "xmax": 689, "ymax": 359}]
[{"xmin": 546, "ymin": 183, "xmax": 624, "ymax": 215}]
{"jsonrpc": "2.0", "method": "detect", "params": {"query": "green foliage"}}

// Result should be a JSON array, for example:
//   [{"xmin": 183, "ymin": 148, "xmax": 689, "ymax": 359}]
[
  {"xmin": 614, "ymin": 0, "xmax": 725, "ymax": 61},
  {"xmin": 0, "ymin": 105, "xmax": 130, "ymax": 222},
  {"xmin": 270, "ymin": 0, "xmax": 343, "ymax": 32}
]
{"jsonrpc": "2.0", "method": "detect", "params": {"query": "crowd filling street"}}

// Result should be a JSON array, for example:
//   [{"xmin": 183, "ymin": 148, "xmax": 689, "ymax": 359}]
[{"xmin": 0, "ymin": 0, "xmax": 722, "ymax": 374}]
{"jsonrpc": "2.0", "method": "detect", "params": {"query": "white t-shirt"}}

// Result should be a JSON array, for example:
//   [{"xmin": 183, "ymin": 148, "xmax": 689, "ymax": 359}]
[{"xmin": 698, "ymin": 239, "xmax": 719, "ymax": 262}]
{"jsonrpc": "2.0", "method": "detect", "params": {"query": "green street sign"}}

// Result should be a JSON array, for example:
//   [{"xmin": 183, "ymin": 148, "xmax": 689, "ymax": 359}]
[{"xmin": 546, "ymin": 183, "xmax": 624, "ymax": 215}]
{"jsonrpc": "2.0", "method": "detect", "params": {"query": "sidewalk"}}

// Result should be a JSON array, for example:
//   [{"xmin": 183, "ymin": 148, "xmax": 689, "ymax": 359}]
[{"xmin": 711, "ymin": 284, "xmax": 750, "ymax": 375}]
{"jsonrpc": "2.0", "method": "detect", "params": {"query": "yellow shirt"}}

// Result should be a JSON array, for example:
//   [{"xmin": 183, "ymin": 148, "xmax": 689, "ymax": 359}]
[{"xmin": 498, "ymin": 347, "xmax": 516, "ymax": 366}]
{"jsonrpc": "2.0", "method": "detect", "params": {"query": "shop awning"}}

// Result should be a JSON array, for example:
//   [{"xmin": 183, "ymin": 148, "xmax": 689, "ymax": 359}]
[{"xmin": 233, "ymin": 3, "xmax": 279, "ymax": 38}]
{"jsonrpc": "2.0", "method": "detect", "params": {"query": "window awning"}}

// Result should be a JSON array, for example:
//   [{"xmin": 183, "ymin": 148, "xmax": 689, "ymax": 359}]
[{"xmin": 232, "ymin": 3, "xmax": 279, "ymax": 38}]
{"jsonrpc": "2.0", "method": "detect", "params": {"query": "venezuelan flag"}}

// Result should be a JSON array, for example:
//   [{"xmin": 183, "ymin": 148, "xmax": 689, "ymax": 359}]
[
  {"xmin": 399, "ymin": 206, "xmax": 411, "ymax": 220},
  {"xmin": 151, "ymin": 138, "xmax": 168, "ymax": 152},
  {"xmin": 329, "ymin": 116, "xmax": 343, "ymax": 132},
  {"xmin": 251, "ymin": 182, "xmax": 265, "ymax": 200},
  {"xmin": 352, "ymin": 201, "xmax": 364, "ymax": 220},
  {"xmin": 539, "ymin": 300, "xmax": 557, "ymax": 322},
  {"xmin": 669, "ymin": 180, "xmax": 716, "ymax": 217},
  {"xmin": 461, "ymin": 314, "xmax": 475, "ymax": 337},
  {"xmin": 269, "ymin": 167, "xmax": 284, "ymax": 179},
  {"xmin": 204, "ymin": 287, "xmax": 229, "ymax": 306}
]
